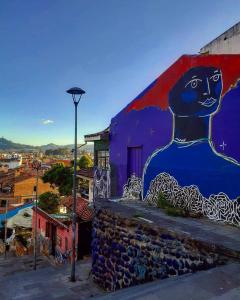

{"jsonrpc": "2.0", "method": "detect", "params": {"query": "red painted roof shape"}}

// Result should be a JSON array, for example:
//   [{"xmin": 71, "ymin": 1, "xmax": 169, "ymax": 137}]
[{"xmin": 127, "ymin": 55, "xmax": 240, "ymax": 112}]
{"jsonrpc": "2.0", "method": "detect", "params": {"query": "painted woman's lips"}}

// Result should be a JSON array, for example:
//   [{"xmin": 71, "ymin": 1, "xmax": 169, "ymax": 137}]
[{"xmin": 198, "ymin": 97, "xmax": 217, "ymax": 107}]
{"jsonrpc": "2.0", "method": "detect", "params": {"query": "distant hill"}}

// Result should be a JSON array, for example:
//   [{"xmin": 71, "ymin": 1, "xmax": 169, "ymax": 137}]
[
  {"xmin": 0, "ymin": 138, "xmax": 36, "ymax": 151},
  {"xmin": 41, "ymin": 143, "xmax": 94, "ymax": 153},
  {"xmin": 63, "ymin": 144, "xmax": 94, "ymax": 153},
  {"xmin": 0, "ymin": 138, "xmax": 93, "ymax": 153},
  {"xmin": 39, "ymin": 143, "xmax": 60, "ymax": 152}
]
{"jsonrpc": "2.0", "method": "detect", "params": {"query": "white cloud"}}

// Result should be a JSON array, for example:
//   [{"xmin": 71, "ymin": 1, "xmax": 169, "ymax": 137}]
[{"xmin": 42, "ymin": 119, "xmax": 54, "ymax": 125}]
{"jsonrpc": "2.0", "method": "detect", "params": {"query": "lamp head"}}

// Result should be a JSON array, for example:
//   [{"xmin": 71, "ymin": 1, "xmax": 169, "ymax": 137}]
[{"xmin": 66, "ymin": 87, "xmax": 86, "ymax": 104}]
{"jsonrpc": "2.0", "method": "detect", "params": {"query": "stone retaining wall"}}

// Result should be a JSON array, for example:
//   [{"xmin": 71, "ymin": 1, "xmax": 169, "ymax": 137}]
[{"xmin": 92, "ymin": 207, "xmax": 227, "ymax": 291}]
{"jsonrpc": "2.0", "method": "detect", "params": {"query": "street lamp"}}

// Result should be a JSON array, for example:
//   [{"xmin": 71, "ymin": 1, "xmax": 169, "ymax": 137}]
[
  {"xmin": 4, "ymin": 198, "xmax": 9, "ymax": 259},
  {"xmin": 66, "ymin": 86, "xmax": 85, "ymax": 282},
  {"xmin": 32, "ymin": 159, "xmax": 41, "ymax": 271}
]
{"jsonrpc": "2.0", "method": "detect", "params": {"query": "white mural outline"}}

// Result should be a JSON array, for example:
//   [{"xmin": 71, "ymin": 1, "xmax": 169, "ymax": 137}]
[
  {"xmin": 121, "ymin": 67, "xmax": 240, "ymax": 226},
  {"xmin": 142, "ymin": 67, "xmax": 240, "ymax": 200},
  {"xmin": 123, "ymin": 173, "xmax": 142, "ymax": 200},
  {"xmin": 94, "ymin": 168, "xmax": 111, "ymax": 199},
  {"xmin": 122, "ymin": 172, "xmax": 240, "ymax": 226},
  {"xmin": 145, "ymin": 172, "xmax": 240, "ymax": 226}
]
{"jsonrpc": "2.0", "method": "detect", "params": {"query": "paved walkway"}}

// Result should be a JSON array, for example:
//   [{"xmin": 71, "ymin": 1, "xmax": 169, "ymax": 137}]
[
  {"xmin": 1, "ymin": 201, "xmax": 240, "ymax": 300},
  {"xmin": 0, "ymin": 255, "xmax": 104, "ymax": 300},
  {"xmin": 94, "ymin": 263, "xmax": 240, "ymax": 300},
  {"xmin": 0, "ymin": 255, "xmax": 239, "ymax": 299},
  {"xmin": 0, "ymin": 254, "xmax": 50, "ymax": 277}
]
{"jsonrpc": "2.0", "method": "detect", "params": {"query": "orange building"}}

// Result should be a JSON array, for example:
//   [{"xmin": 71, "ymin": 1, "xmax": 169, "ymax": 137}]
[
  {"xmin": 52, "ymin": 159, "xmax": 72, "ymax": 167},
  {"xmin": 14, "ymin": 177, "xmax": 58, "ymax": 203}
]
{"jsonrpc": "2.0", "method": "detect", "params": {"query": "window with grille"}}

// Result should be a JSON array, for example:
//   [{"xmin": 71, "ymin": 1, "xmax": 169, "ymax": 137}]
[{"xmin": 97, "ymin": 150, "xmax": 109, "ymax": 169}]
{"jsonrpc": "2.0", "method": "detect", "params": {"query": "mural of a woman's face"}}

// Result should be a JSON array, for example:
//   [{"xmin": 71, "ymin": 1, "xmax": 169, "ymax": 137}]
[{"xmin": 169, "ymin": 67, "xmax": 223, "ymax": 117}]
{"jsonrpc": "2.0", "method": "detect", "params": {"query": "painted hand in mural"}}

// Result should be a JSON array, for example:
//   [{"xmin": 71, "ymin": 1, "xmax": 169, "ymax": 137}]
[{"xmin": 143, "ymin": 66, "xmax": 240, "ymax": 200}]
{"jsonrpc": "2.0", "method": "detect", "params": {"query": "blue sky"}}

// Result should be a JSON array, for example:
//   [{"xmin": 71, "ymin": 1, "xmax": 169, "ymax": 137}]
[{"xmin": 0, "ymin": 0, "xmax": 239, "ymax": 145}]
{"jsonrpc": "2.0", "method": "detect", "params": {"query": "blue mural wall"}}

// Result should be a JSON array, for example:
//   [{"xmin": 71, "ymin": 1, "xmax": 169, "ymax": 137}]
[
  {"xmin": 110, "ymin": 55, "xmax": 240, "ymax": 207},
  {"xmin": 143, "ymin": 66, "xmax": 240, "ymax": 200}
]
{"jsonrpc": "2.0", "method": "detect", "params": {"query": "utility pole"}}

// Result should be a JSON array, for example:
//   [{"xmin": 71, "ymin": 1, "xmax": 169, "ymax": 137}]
[
  {"xmin": 32, "ymin": 160, "xmax": 41, "ymax": 271},
  {"xmin": 4, "ymin": 198, "xmax": 8, "ymax": 259}
]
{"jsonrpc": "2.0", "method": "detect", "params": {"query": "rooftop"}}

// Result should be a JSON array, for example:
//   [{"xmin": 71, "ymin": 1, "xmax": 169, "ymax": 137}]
[
  {"xmin": 77, "ymin": 167, "xmax": 94, "ymax": 179},
  {"xmin": 84, "ymin": 127, "xmax": 109, "ymax": 142},
  {"xmin": 63, "ymin": 196, "xmax": 93, "ymax": 222},
  {"xmin": 33, "ymin": 206, "xmax": 69, "ymax": 229}
]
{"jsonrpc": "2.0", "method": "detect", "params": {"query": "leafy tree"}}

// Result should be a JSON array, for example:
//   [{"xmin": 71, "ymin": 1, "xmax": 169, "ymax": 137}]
[
  {"xmin": 38, "ymin": 192, "xmax": 60, "ymax": 214},
  {"xmin": 78, "ymin": 154, "xmax": 93, "ymax": 169},
  {"xmin": 42, "ymin": 164, "xmax": 73, "ymax": 195},
  {"xmin": 45, "ymin": 148, "xmax": 70, "ymax": 156}
]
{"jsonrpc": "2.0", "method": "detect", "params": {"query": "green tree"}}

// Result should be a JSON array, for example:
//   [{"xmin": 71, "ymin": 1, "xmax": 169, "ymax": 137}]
[
  {"xmin": 45, "ymin": 148, "xmax": 70, "ymax": 156},
  {"xmin": 78, "ymin": 154, "xmax": 93, "ymax": 169},
  {"xmin": 42, "ymin": 164, "xmax": 73, "ymax": 195},
  {"xmin": 38, "ymin": 192, "xmax": 60, "ymax": 214}
]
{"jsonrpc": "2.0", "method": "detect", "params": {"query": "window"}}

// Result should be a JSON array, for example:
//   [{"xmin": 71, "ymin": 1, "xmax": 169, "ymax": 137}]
[
  {"xmin": 24, "ymin": 198, "xmax": 32, "ymax": 204},
  {"xmin": 38, "ymin": 218, "xmax": 41, "ymax": 229},
  {"xmin": 78, "ymin": 178, "xmax": 90, "ymax": 200},
  {"xmin": 97, "ymin": 150, "xmax": 109, "ymax": 169},
  {"xmin": 46, "ymin": 222, "xmax": 50, "ymax": 237},
  {"xmin": 59, "ymin": 205, "xmax": 67, "ymax": 214},
  {"xmin": 0, "ymin": 200, "xmax": 7, "ymax": 207}
]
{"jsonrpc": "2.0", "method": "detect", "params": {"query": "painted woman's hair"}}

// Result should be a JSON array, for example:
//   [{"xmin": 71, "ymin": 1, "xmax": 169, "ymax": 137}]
[{"xmin": 127, "ymin": 55, "xmax": 240, "ymax": 112}]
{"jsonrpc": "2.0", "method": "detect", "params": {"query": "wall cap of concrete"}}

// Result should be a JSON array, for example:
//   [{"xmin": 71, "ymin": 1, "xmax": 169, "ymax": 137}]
[{"xmin": 94, "ymin": 199, "xmax": 240, "ymax": 259}]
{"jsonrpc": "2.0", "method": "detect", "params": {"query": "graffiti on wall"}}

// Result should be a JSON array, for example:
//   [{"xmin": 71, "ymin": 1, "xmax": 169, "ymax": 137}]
[
  {"xmin": 94, "ymin": 168, "xmax": 111, "ymax": 199},
  {"xmin": 123, "ymin": 173, "xmax": 142, "ymax": 199},
  {"xmin": 118, "ymin": 55, "xmax": 240, "ymax": 225},
  {"xmin": 55, "ymin": 246, "xmax": 71, "ymax": 264},
  {"xmin": 146, "ymin": 172, "xmax": 240, "ymax": 226},
  {"xmin": 143, "ymin": 66, "xmax": 240, "ymax": 200}
]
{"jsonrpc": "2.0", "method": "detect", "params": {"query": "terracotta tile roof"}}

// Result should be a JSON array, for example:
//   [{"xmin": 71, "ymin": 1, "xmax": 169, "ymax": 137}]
[
  {"xmin": 77, "ymin": 167, "xmax": 94, "ymax": 178},
  {"xmin": 63, "ymin": 196, "xmax": 93, "ymax": 222}
]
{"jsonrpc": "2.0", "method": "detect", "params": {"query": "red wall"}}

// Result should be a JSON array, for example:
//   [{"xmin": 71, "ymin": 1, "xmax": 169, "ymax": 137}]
[{"xmin": 32, "ymin": 209, "xmax": 77, "ymax": 254}]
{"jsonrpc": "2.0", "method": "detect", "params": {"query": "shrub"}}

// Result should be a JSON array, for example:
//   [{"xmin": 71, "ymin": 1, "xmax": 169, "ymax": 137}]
[
  {"xmin": 156, "ymin": 192, "xmax": 191, "ymax": 218},
  {"xmin": 38, "ymin": 192, "xmax": 59, "ymax": 214},
  {"xmin": 165, "ymin": 207, "xmax": 189, "ymax": 217},
  {"xmin": 156, "ymin": 192, "xmax": 169, "ymax": 209}
]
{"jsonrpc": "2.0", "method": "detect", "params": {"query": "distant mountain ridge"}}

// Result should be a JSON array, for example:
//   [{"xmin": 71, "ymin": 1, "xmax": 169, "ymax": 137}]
[
  {"xmin": 0, "ymin": 138, "xmax": 93, "ymax": 152},
  {"xmin": 0, "ymin": 137, "xmax": 35, "ymax": 151},
  {"xmin": 40, "ymin": 143, "xmax": 60, "ymax": 151}
]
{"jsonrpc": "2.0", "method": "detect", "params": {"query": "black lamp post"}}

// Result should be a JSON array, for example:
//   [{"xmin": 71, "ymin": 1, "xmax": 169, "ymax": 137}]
[
  {"xmin": 66, "ymin": 87, "xmax": 85, "ymax": 282},
  {"xmin": 4, "ymin": 197, "xmax": 9, "ymax": 259},
  {"xmin": 32, "ymin": 159, "xmax": 41, "ymax": 271}
]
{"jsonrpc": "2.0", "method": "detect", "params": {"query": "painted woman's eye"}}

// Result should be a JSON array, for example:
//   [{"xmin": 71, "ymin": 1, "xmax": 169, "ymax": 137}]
[
  {"xmin": 210, "ymin": 74, "xmax": 221, "ymax": 82},
  {"xmin": 185, "ymin": 78, "xmax": 202, "ymax": 89}
]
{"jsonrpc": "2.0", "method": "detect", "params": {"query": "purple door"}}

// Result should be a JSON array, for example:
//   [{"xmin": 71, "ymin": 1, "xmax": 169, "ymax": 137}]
[{"xmin": 127, "ymin": 146, "xmax": 143, "ymax": 178}]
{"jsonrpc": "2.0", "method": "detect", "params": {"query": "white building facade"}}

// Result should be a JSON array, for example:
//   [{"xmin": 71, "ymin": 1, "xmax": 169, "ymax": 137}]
[{"xmin": 200, "ymin": 22, "xmax": 240, "ymax": 54}]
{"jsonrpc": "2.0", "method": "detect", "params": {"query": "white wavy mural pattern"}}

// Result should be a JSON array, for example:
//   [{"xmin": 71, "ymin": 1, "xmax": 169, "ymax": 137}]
[{"xmin": 123, "ymin": 172, "xmax": 240, "ymax": 226}]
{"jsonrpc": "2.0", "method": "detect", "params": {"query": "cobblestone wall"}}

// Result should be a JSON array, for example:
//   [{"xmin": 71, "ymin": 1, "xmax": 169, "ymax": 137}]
[{"xmin": 92, "ymin": 208, "xmax": 226, "ymax": 291}]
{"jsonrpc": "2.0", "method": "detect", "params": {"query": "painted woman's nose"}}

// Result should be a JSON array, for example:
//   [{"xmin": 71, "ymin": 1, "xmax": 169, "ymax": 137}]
[{"xmin": 203, "ymin": 78, "xmax": 211, "ymax": 96}]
